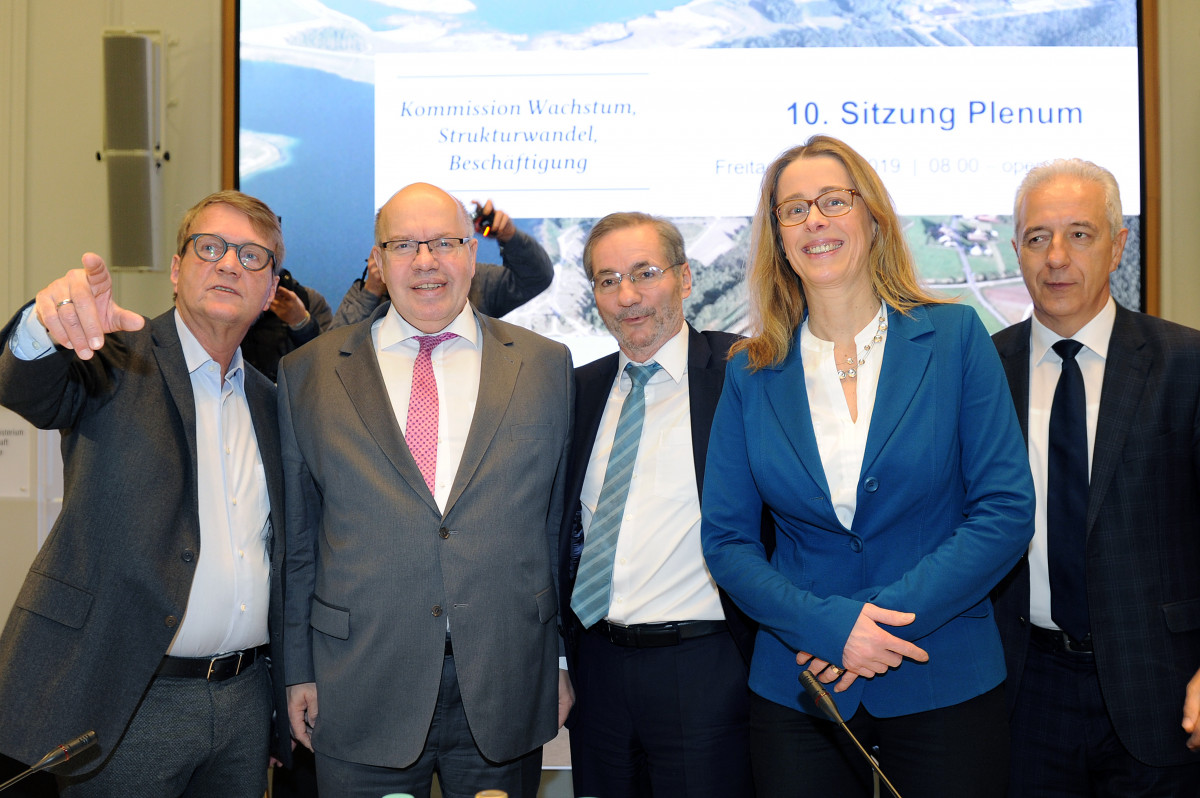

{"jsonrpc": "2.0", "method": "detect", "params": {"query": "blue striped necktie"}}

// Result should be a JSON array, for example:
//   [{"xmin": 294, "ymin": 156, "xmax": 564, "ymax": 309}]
[{"xmin": 571, "ymin": 362, "xmax": 662, "ymax": 629}]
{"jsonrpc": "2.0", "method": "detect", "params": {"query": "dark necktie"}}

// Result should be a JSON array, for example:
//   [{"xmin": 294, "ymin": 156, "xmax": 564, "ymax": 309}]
[{"xmin": 1048, "ymin": 339, "xmax": 1090, "ymax": 641}]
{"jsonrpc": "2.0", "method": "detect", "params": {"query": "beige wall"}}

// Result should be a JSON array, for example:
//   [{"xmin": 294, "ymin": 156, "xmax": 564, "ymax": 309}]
[
  {"xmin": 1158, "ymin": 0, "xmax": 1200, "ymax": 329},
  {"xmin": 1, "ymin": 0, "xmax": 1198, "ymax": 636}
]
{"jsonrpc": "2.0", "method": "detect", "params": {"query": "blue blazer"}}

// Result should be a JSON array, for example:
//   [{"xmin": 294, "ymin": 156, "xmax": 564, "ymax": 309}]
[{"xmin": 701, "ymin": 303, "xmax": 1034, "ymax": 719}]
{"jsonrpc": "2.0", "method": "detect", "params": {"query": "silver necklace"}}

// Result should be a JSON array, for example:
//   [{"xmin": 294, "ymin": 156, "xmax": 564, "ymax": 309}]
[{"xmin": 836, "ymin": 313, "xmax": 887, "ymax": 381}]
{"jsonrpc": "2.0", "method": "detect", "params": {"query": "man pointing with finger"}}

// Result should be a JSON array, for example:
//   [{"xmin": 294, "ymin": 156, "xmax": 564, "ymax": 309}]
[{"xmin": 0, "ymin": 191, "xmax": 291, "ymax": 797}]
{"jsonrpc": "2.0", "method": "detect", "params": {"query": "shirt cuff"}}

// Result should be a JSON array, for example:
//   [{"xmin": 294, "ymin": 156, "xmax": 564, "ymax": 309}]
[{"xmin": 10, "ymin": 305, "xmax": 56, "ymax": 360}]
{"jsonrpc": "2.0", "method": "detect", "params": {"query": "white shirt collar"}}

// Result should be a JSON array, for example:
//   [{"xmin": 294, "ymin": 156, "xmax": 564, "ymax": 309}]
[
  {"xmin": 376, "ymin": 301, "xmax": 481, "ymax": 351},
  {"xmin": 174, "ymin": 309, "xmax": 245, "ymax": 383},
  {"xmin": 1030, "ymin": 296, "xmax": 1115, "ymax": 366},
  {"xmin": 616, "ymin": 323, "xmax": 689, "ymax": 385}
]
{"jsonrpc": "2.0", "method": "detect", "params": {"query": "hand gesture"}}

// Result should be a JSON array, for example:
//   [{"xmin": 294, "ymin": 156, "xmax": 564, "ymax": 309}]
[
  {"xmin": 270, "ymin": 285, "xmax": 309, "ymax": 326},
  {"xmin": 796, "ymin": 603, "xmax": 929, "ymax": 693},
  {"xmin": 473, "ymin": 199, "xmax": 516, "ymax": 243},
  {"xmin": 34, "ymin": 253, "xmax": 144, "ymax": 359},
  {"xmin": 1182, "ymin": 666, "xmax": 1200, "ymax": 750},
  {"xmin": 287, "ymin": 682, "xmax": 319, "ymax": 752}
]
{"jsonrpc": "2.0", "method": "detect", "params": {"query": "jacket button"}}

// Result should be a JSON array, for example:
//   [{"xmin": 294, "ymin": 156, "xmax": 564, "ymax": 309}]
[
  {"xmin": 164, "ymin": 615, "xmax": 178, "ymax": 628},
  {"xmin": 181, "ymin": 549, "xmax": 195, "ymax": 563},
  {"xmin": 439, "ymin": 527, "xmax": 450, "ymax": 540},
  {"xmin": 864, "ymin": 477, "xmax": 879, "ymax": 493},
  {"xmin": 849, "ymin": 538, "xmax": 863, "ymax": 553},
  {"xmin": 432, "ymin": 605, "xmax": 443, "ymax": 617}
]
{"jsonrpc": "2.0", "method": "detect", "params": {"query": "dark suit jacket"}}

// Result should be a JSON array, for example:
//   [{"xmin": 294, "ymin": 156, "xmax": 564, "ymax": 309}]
[
  {"xmin": 992, "ymin": 303, "xmax": 1200, "ymax": 767},
  {"xmin": 0, "ymin": 308, "xmax": 290, "ymax": 772},
  {"xmin": 558, "ymin": 325, "xmax": 761, "ymax": 673},
  {"xmin": 278, "ymin": 304, "xmax": 573, "ymax": 768}
]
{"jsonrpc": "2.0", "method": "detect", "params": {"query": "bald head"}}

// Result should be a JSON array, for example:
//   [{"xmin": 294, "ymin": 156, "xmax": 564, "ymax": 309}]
[
  {"xmin": 371, "ymin": 182, "xmax": 479, "ymax": 334},
  {"xmin": 375, "ymin": 183, "xmax": 474, "ymax": 245}
]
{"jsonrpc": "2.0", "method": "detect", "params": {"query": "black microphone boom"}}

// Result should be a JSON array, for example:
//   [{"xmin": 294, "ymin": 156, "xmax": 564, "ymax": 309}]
[
  {"xmin": 799, "ymin": 671, "xmax": 903, "ymax": 798},
  {"xmin": 0, "ymin": 731, "xmax": 97, "ymax": 793}
]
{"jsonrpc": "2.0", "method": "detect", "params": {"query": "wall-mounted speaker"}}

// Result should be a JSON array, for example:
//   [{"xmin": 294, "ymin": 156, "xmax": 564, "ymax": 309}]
[{"xmin": 102, "ymin": 30, "xmax": 165, "ymax": 271}]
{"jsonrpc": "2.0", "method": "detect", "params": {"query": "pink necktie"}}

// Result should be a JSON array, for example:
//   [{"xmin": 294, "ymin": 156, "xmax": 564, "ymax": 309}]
[{"xmin": 406, "ymin": 332, "xmax": 457, "ymax": 495}]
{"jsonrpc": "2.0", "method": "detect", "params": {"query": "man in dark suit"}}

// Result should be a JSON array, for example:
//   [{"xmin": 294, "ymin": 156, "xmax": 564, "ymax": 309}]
[
  {"xmin": 993, "ymin": 158, "xmax": 1200, "ymax": 795},
  {"xmin": 279, "ymin": 182, "xmax": 572, "ymax": 798},
  {"xmin": 0, "ymin": 191, "xmax": 291, "ymax": 796},
  {"xmin": 559, "ymin": 212, "xmax": 756, "ymax": 797}
]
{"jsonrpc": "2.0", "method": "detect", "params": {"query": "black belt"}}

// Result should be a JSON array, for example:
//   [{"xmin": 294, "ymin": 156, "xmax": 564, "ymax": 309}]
[
  {"xmin": 592, "ymin": 619, "xmax": 726, "ymax": 648},
  {"xmin": 1030, "ymin": 625, "xmax": 1093, "ymax": 654},
  {"xmin": 157, "ymin": 645, "xmax": 268, "ymax": 681}
]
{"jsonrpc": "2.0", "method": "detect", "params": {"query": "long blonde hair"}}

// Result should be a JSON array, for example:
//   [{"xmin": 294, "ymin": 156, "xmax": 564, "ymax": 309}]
[{"xmin": 733, "ymin": 136, "xmax": 945, "ymax": 370}]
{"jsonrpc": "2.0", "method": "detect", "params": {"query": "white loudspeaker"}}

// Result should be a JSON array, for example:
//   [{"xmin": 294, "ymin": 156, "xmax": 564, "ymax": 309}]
[{"xmin": 102, "ymin": 30, "xmax": 165, "ymax": 271}]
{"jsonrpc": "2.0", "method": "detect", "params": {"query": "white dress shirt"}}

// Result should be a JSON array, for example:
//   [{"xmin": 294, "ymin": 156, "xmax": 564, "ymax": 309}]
[
  {"xmin": 170, "ymin": 312, "xmax": 272, "ymax": 656},
  {"xmin": 10, "ymin": 305, "xmax": 273, "ymax": 656},
  {"xmin": 800, "ymin": 303, "xmax": 888, "ymax": 530},
  {"xmin": 1026, "ymin": 297, "xmax": 1114, "ymax": 629},
  {"xmin": 373, "ymin": 302, "xmax": 481, "ymax": 513},
  {"xmin": 579, "ymin": 326, "xmax": 725, "ymax": 625}
]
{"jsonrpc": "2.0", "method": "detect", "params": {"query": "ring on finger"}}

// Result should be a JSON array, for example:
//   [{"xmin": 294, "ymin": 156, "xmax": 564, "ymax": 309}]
[
  {"xmin": 56, "ymin": 298, "xmax": 74, "ymax": 308},
  {"xmin": 828, "ymin": 665, "xmax": 842, "ymax": 677}
]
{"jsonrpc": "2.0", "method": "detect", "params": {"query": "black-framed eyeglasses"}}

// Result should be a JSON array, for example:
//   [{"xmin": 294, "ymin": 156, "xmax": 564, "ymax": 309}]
[
  {"xmin": 773, "ymin": 188, "xmax": 860, "ymax": 227},
  {"xmin": 184, "ymin": 233, "xmax": 276, "ymax": 272},
  {"xmin": 591, "ymin": 264, "xmax": 680, "ymax": 295},
  {"xmin": 378, "ymin": 238, "xmax": 472, "ymax": 261}
]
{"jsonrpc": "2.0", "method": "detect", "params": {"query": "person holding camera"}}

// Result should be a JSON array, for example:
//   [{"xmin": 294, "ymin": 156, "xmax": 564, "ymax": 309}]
[
  {"xmin": 331, "ymin": 199, "xmax": 553, "ymax": 328},
  {"xmin": 241, "ymin": 268, "xmax": 333, "ymax": 381}
]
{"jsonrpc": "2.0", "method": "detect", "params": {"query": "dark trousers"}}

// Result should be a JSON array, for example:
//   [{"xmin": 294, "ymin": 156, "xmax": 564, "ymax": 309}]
[
  {"xmin": 569, "ymin": 626, "xmax": 753, "ymax": 798},
  {"xmin": 56, "ymin": 657, "xmax": 271, "ymax": 798},
  {"xmin": 315, "ymin": 652, "xmax": 542, "ymax": 798},
  {"xmin": 749, "ymin": 684, "xmax": 1009, "ymax": 798},
  {"xmin": 1009, "ymin": 635, "xmax": 1200, "ymax": 797}
]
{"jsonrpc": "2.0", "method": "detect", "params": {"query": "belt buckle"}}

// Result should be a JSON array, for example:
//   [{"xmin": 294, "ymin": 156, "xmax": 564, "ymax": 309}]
[
  {"xmin": 1062, "ymin": 632, "xmax": 1090, "ymax": 653},
  {"xmin": 205, "ymin": 651, "xmax": 244, "ymax": 681},
  {"xmin": 605, "ymin": 621, "xmax": 629, "ymax": 646}
]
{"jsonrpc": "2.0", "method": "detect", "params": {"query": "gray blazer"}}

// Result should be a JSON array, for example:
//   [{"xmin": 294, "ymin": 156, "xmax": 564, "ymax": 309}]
[
  {"xmin": 278, "ymin": 304, "xmax": 573, "ymax": 768},
  {"xmin": 0, "ymin": 308, "xmax": 289, "ymax": 772}
]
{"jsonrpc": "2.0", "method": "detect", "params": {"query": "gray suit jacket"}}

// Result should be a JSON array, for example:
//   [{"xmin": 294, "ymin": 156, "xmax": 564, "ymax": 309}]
[
  {"xmin": 0, "ymin": 308, "xmax": 289, "ymax": 772},
  {"xmin": 278, "ymin": 304, "xmax": 573, "ymax": 768},
  {"xmin": 992, "ymin": 304, "xmax": 1200, "ymax": 766}
]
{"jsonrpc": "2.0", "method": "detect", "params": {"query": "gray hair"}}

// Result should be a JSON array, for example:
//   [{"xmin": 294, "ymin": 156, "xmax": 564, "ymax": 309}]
[{"xmin": 1014, "ymin": 158, "xmax": 1123, "ymax": 238}]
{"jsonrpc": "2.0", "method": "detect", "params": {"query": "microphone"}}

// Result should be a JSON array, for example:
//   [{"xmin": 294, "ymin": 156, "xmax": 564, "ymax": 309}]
[
  {"xmin": 0, "ymin": 731, "xmax": 97, "ymax": 793},
  {"xmin": 799, "ymin": 671, "xmax": 903, "ymax": 798}
]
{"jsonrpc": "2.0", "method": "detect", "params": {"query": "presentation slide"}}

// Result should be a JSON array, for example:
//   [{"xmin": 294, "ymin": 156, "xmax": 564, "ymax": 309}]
[{"xmin": 240, "ymin": 0, "xmax": 1141, "ymax": 363}]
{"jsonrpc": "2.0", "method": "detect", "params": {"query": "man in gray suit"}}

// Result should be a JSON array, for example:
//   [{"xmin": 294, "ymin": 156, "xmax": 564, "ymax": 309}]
[
  {"xmin": 0, "ymin": 191, "xmax": 290, "ymax": 796},
  {"xmin": 279, "ymin": 182, "xmax": 573, "ymax": 798}
]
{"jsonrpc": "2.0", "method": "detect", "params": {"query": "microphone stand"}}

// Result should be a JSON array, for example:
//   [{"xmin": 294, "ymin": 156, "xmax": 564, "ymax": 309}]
[
  {"xmin": 0, "ymin": 731, "xmax": 97, "ymax": 793},
  {"xmin": 799, "ymin": 671, "xmax": 903, "ymax": 798}
]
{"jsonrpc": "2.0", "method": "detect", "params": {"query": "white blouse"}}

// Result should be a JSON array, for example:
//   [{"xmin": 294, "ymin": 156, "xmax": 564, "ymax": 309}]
[{"xmin": 799, "ymin": 302, "xmax": 889, "ymax": 530}]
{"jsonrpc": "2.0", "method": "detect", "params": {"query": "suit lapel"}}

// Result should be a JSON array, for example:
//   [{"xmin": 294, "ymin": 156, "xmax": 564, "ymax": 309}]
[
  {"xmin": 763, "ymin": 336, "xmax": 831, "ymax": 500},
  {"xmin": 245, "ymin": 375, "xmax": 284, "ymax": 553},
  {"xmin": 334, "ymin": 309, "xmax": 439, "ymax": 515},
  {"xmin": 995, "ymin": 319, "xmax": 1033, "ymax": 442},
  {"xmin": 150, "ymin": 312, "xmax": 199, "ymax": 471},
  {"xmin": 686, "ymin": 326, "xmax": 722, "ymax": 499},
  {"xmin": 1087, "ymin": 305, "xmax": 1149, "ymax": 533},
  {"xmin": 443, "ymin": 312, "xmax": 520, "ymax": 516},
  {"xmin": 573, "ymin": 356, "xmax": 619, "ymax": 498},
  {"xmin": 860, "ymin": 306, "xmax": 933, "ymax": 477}
]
